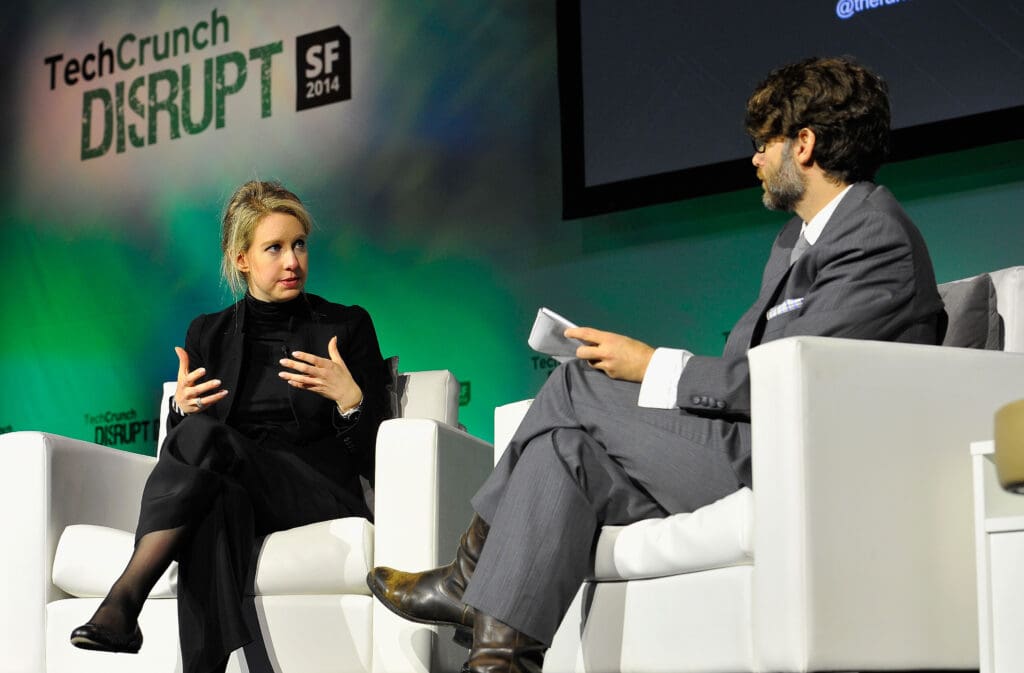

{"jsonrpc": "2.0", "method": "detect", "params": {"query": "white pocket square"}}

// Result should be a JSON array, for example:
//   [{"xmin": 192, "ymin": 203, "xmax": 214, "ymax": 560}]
[{"xmin": 766, "ymin": 297, "xmax": 804, "ymax": 320}]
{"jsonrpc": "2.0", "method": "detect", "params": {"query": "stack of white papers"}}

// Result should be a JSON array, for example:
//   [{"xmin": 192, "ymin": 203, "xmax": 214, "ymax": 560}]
[{"xmin": 528, "ymin": 307, "xmax": 584, "ymax": 363}]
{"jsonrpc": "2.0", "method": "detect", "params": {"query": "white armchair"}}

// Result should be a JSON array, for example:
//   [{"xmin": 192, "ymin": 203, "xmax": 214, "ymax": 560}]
[
  {"xmin": 492, "ymin": 267, "xmax": 1024, "ymax": 673},
  {"xmin": 0, "ymin": 369, "xmax": 495, "ymax": 673}
]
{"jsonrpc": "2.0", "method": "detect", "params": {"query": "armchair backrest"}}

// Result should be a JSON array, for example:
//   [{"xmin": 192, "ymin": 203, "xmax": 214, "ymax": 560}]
[
  {"xmin": 156, "ymin": 369, "xmax": 460, "ymax": 452},
  {"xmin": 990, "ymin": 266, "xmax": 1024, "ymax": 352},
  {"xmin": 394, "ymin": 369, "xmax": 461, "ymax": 424}
]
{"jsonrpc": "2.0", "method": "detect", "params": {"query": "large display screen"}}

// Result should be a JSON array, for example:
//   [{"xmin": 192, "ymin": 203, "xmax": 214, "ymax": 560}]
[{"xmin": 558, "ymin": 0, "xmax": 1024, "ymax": 217}]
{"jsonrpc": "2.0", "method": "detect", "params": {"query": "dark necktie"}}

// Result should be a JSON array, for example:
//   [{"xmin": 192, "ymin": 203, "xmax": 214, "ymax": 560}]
[{"xmin": 790, "ymin": 231, "xmax": 810, "ymax": 265}]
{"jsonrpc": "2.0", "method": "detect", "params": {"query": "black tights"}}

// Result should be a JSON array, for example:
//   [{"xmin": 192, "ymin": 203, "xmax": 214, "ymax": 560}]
[{"xmin": 88, "ymin": 526, "xmax": 185, "ymax": 633}]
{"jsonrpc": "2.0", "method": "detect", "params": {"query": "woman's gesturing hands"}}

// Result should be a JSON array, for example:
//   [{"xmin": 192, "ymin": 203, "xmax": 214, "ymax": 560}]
[
  {"xmin": 279, "ymin": 336, "xmax": 363, "ymax": 412},
  {"xmin": 174, "ymin": 347, "xmax": 229, "ymax": 414}
]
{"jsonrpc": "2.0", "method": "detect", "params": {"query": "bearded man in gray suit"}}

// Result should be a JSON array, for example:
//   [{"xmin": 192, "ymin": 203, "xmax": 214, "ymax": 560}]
[{"xmin": 368, "ymin": 56, "xmax": 945, "ymax": 672}]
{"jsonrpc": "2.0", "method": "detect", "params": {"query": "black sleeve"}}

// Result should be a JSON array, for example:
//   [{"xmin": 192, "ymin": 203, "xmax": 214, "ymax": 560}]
[
  {"xmin": 331, "ymin": 306, "xmax": 390, "ymax": 483},
  {"xmin": 164, "ymin": 314, "xmax": 208, "ymax": 435}
]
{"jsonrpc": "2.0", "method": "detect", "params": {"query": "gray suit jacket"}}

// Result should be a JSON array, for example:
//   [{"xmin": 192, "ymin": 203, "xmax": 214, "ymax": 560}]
[{"xmin": 679, "ymin": 182, "xmax": 944, "ymax": 485}]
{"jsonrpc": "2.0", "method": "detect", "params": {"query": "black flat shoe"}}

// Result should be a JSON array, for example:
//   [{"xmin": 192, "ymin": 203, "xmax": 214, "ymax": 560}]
[{"xmin": 70, "ymin": 622, "xmax": 143, "ymax": 653}]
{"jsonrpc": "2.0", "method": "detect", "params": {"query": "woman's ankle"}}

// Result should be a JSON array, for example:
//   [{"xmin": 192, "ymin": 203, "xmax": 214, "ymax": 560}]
[{"xmin": 88, "ymin": 599, "xmax": 137, "ymax": 633}]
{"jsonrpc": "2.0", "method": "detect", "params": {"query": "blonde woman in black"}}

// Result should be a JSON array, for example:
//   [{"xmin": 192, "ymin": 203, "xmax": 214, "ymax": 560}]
[{"xmin": 71, "ymin": 180, "xmax": 390, "ymax": 673}]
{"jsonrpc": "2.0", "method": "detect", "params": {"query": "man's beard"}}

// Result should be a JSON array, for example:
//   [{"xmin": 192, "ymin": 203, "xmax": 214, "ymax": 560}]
[{"xmin": 762, "ymin": 141, "xmax": 805, "ymax": 212}]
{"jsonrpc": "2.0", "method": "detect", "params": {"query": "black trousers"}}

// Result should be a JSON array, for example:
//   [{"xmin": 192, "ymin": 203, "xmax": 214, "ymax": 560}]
[{"xmin": 138, "ymin": 414, "xmax": 368, "ymax": 673}]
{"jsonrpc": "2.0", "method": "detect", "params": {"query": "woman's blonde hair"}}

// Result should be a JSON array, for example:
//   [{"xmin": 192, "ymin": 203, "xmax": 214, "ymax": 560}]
[{"xmin": 221, "ymin": 180, "xmax": 313, "ymax": 295}]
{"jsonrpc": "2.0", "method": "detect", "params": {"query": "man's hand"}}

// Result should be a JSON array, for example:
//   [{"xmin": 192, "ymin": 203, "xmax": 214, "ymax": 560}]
[{"xmin": 565, "ymin": 327, "xmax": 655, "ymax": 382}]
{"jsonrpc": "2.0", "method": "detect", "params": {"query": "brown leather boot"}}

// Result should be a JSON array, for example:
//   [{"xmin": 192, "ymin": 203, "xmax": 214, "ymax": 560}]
[
  {"xmin": 367, "ymin": 513, "xmax": 489, "ymax": 647},
  {"xmin": 462, "ymin": 611, "xmax": 546, "ymax": 673}
]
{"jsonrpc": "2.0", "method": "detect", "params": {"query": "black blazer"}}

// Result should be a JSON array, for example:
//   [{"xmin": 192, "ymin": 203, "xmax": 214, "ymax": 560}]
[{"xmin": 165, "ymin": 292, "xmax": 391, "ymax": 488}]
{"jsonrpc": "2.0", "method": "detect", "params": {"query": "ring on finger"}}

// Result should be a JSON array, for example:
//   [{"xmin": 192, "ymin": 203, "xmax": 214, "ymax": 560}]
[{"xmin": 195, "ymin": 397, "xmax": 204, "ymax": 410}]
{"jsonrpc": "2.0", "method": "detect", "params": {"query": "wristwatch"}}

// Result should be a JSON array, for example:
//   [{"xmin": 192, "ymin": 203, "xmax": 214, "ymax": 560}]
[{"xmin": 337, "ymin": 400, "xmax": 362, "ymax": 421}]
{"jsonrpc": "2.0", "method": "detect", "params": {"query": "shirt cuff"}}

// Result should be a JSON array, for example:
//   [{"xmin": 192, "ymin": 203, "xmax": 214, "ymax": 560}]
[{"xmin": 638, "ymin": 347, "xmax": 692, "ymax": 409}]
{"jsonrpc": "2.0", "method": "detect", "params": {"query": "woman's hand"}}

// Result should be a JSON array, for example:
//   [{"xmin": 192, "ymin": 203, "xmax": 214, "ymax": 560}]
[
  {"xmin": 279, "ymin": 336, "xmax": 363, "ymax": 412},
  {"xmin": 565, "ymin": 327, "xmax": 655, "ymax": 382},
  {"xmin": 174, "ymin": 347, "xmax": 229, "ymax": 414}
]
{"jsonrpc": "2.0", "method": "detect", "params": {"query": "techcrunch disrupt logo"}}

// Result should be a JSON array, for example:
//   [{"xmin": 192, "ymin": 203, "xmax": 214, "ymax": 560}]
[
  {"xmin": 836, "ymin": 0, "xmax": 910, "ymax": 19},
  {"xmin": 85, "ymin": 408, "xmax": 160, "ymax": 447},
  {"xmin": 42, "ymin": 8, "xmax": 352, "ymax": 161},
  {"xmin": 77, "ymin": 40, "xmax": 282, "ymax": 160}
]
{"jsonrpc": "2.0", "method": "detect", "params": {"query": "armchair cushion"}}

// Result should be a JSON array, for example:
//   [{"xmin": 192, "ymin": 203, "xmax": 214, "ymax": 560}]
[
  {"xmin": 249, "ymin": 517, "xmax": 373, "ymax": 596},
  {"xmin": 937, "ymin": 272, "xmax": 1003, "ymax": 349},
  {"xmin": 592, "ymin": 487, "xmax": 753, "ymax": 581},
  {"xmin": 53, "ymin": 517, "xmax": 374, "ymax": 598},
  {"xmin": 53, "ymin": 525, "xmax": 177, "ymax": 598}
]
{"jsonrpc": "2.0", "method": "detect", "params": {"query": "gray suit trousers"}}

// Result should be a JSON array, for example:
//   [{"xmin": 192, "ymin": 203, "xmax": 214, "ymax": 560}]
[{"xmin": 463, "ymin": 359, "xmax": 742, "ymax": 644}]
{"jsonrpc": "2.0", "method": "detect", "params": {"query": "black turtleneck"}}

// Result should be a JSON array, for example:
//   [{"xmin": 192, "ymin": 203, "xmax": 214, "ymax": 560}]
[{"xmin": 231, "ymin": 293, "xmax": 306, "ymax": 440}]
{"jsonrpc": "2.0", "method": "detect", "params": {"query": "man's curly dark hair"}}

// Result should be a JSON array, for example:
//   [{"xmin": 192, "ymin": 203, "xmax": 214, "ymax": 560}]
[{"xmin": 745, "ymin": 56, "xmax": 891, "ymax": 184}]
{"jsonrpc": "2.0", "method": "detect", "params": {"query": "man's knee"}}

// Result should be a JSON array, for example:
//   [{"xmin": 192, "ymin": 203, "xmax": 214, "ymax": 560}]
[
  {"xmin": 559, "ymin": 358, "xmax": 593, "ymax": 383},
  {"xmin": 545, "ymin": 426, "xmax": 605, "ymax": 489}
]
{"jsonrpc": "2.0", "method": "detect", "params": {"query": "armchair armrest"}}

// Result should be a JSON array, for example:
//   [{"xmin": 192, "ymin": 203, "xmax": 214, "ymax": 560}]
[
  {"xmin": 370, "ymin": 418, "xmax": 494, "ymax": 673},
  {"xmin": 0, "ymin": 431, "xmax": 156, "ymax": 673},
  {"xmin": 747, "ymin": 337, "xmax": 1024, "ymax": 672}
]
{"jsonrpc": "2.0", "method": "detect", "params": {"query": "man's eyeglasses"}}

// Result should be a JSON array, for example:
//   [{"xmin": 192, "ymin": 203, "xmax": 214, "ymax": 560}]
[{"xmin": 752, "ymin": 133, "xmax": 799, "ymax": 154}]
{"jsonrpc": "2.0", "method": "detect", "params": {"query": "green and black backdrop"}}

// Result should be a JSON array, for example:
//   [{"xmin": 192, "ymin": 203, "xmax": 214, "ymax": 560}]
[{"xmin": 1, "ymin": 1, "xmax": 1021, "ymax": 453}]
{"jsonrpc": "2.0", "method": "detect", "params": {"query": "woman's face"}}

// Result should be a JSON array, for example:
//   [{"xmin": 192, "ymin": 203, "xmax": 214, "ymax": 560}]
[{"xmin": 235, "ymin": 212, "xmax": 308, "ymax": 302}]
